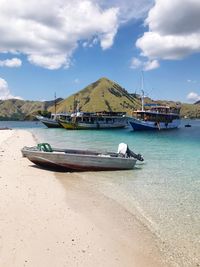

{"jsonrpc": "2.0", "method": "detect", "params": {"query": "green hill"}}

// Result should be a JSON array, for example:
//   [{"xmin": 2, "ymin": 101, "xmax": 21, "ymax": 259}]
[
  {"xmin": 180, "ymin": 103, "xmax": 200, "ymax": 118},
  {"xmin": 0, "ymin": 98, "xmax": 63, "ymax": 120},
  {"xmin": 0, "ymin": 77, "xmax": 200, "ymax": 120},
  {"xmin": 49, "ymin": 77, "xmax": 141, "ymax": 115}
]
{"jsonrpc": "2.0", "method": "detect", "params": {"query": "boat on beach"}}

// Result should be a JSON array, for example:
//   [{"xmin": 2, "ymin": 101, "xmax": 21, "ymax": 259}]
[
  {"xmin": 21, "ymin": 143, "xmax": 144, "ymax": 171},
  {"xmin": 59, "ymin": 111, "xmax": 128, "ymax": 130}
]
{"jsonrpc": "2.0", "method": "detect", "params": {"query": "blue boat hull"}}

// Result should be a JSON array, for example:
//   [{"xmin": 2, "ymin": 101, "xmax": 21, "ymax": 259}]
[
  {"xmin": 129, "ymin": 119, "xmax": 180, "ymax": 131},
  {"xmin": 129, "ymin": 121, "xmax": 157, "ymax": 130}
]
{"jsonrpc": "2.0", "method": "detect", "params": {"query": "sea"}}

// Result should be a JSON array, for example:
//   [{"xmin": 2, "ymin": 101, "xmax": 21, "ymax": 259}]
[{"xmin": 1, "ymin": 119, "xmax": 199, "ymax": 267}]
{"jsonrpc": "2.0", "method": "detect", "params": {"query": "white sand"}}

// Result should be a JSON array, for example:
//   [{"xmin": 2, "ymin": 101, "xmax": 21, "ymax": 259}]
[{"xmin": 0, "ymin": 129, "xmax": 170, "ymax": 267}]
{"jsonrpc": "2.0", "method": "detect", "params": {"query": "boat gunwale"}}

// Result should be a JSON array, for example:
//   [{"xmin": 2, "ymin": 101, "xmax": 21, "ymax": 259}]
[{"xmin": 22, "ymin": 147, "xmax": 137, "ymax": 162}]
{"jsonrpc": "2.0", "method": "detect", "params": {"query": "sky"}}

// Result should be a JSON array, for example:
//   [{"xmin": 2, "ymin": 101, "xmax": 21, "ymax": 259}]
[{"xmin": 0, "ymin": 0, "xmax": 200, "ymax": 103}]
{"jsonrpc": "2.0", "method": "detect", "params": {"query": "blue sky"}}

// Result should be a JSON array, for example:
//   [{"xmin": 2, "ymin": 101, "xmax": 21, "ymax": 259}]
[{"xmin": 0, "ymin": 0, "xmax": 200, "ymax": 103}]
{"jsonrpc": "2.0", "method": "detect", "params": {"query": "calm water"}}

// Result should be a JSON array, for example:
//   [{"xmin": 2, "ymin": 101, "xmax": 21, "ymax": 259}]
[{"xmin": 1, "ymin": 120, "xmax": 200, "ymax": 266}]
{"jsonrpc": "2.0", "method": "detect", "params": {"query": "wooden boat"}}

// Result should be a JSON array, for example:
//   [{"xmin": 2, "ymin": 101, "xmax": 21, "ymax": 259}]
[
  {"xmin": 36, "ymin": 93, "xmax": 70, "ymax": 128},
  {"xmin": 59, "ymin": 111, "xmax": 128, "ymax": 130},
  {"xmin": 21, "ymin": 143, "xmax": 144, "ymax": 171},
  {"xmin": 129, "ymin": 76, "xmax": 181, "ymax": 131},
  {"xmin": 128, "ymin": 92, "xmax": 181, "ymax": 131},
  {"xmin": 36, "ymin": 113, "xmax": 71, "ymax": 128},
  {"xmin": 128, "ymin": 105, "xmax": 181, "ymax": 131}
]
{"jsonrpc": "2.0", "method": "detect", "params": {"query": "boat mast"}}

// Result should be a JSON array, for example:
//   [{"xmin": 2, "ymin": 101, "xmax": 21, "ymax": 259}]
[
  {"xmin": 141, "ymin": 71, "xmax": 144, "ymax": 111},
  {"xmin": 54, "ymin": 92, "xmax": 57, "ymax": 115}
]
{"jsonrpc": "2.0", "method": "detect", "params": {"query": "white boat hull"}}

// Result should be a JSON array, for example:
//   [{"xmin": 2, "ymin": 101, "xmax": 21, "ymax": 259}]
[{"xmin": 22, "ymin": 147, "xmax": 137, "ymax": 171}]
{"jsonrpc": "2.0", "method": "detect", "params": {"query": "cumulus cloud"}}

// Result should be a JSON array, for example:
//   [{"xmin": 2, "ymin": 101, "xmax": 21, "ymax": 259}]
[
  {"xmin": 136, "ymin": 0, "xmax": 200, "ymax": 61},
  {"xmin": 0, "ymin": 78, "xmax": 22, "ymax": 100},
  {"xmin": 98, "ymin": 0, "xmax": 153, "ymax": 22},
  {"xmin": 187, "ymin": 92, "xmax": 200, "ymax": 102},
  {"xmin": 0, "ymin": 0, "xmax": 153, "ymax": 70},
  {"xmin": 143, "ymin": 59, "xmax": 159, "ymax": 70},
  {"xmin": 130, "ymin": 57, "xmax": 143, "ymax": 69},
  {"xmin": 130, "ymin": 57, "xmax": 159, "ymax": 71},
  {"xmin": 0, "ymin": 58, "xmax": 22, "ymax": 68},
  {"xmin": 0, "ymin": 0, "xmax": 120, "ymax": 69}
]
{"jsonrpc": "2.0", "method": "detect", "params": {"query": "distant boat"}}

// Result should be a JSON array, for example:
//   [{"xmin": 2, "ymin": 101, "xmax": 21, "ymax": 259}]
[
  {"xmin": 184, "ymin": 124, "xmax": 191, "ymax": 127},
  {"xmin": 128, "ymin": 89, "xmax": 181, "ymax": 130},
  {"xmin": 36, "ymin": 92, "xmax": 70, "ymax": 128},
  {"xmin": 21, "ymin": 143, "xmax": 144, "ymax": 171},
  {"xmin": 36, "ymin": 113, "xmax": 71, "ymax": 128},
  {"xmin": 59, "ymin": 111, "xmax": 128, "ymax": 130},
  {"xmin": 128, "ymin": 105, "xmax": 181, "ymax": 130}
]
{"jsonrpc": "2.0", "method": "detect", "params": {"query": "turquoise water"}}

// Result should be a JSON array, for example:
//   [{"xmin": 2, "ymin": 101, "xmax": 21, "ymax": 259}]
[{"xmin": 1, "ymin": 120, "xmax": 200, "ymax": 266}]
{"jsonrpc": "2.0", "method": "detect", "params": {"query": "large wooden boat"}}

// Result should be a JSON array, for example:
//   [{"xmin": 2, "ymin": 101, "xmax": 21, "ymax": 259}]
[
  {"xmin": 129, "ymin": 74, "xmax": 181, "ymax": 131},
  {"xmin": 59, "ymin": 111, "xmax": 128, "ymax": 130},
  {"xmin": 21, "ymin": 143, "xmax": 144, "ymax": 171},
  {"xmin": 36, "ymin": 113, "xmax": 71, "ymax": 128},
  {"xmin": 129, "ymin": 105, "xmax": 181, "ymax": 130}
]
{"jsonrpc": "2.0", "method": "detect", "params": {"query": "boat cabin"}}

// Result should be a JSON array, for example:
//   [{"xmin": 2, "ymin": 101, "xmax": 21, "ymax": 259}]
[
  {"xmin": 51, "ymin": 113, "xmax": 71, "ymax": 121},
  {"xmin": 133, "ymin": 105, "xmax": 180, "ymax": 123},
  {"xmin": 71, "ymin": 111, "xmax": 126, "ymax": 124}
]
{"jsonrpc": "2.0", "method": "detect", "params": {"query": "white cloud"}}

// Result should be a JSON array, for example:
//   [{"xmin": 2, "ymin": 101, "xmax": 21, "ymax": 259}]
[
  {"xmin": 187, "ymin": 92, "xmax": 200, "ymax": 102},
  {"xmin": 28, "ymin": 53, "xmax": 71, "ymax": 70},
  {"xmin": 0, "ymin": 0, "xmax": 154, "ymax": 70},
  {"xmin": 0, "ymin": 0, "xmax": 121, "ymax": 69},
  {"xmin": 0, "ymin": 58, "xmax": 22, "ymax": 67},
  {"xmin": 0, "ymin": 78, "xmax": 22, "ymax": 100},
  {"xmin": 187, "ymin": 79, "xmax": 197, "ymax": 84},
  {"xmin": 130, "ymin": 57, "xmax": 143, "ymax": 69},
  {"xmin": 136, "ymin": 0, "xmax": 200, "ymax": 61},
  {"xmin": 98, "ymin": 0, "xmax": 153, "ymax": 22},
  {"xmin": 130, "ymin": 57, "xmax": 159, "ymax": 71},
  {"xmin": 143, "ymin": 59, "xmax": 159, "ymax": 70}
]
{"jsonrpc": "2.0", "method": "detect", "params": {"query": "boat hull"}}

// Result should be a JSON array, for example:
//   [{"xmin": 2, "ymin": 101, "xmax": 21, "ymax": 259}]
[
  {"xmin": 36, "ymin": 116, "xmax": 61, "ymax": 128},
  {"xmin": 22, "ymin": 148, "xmax": 137, "ymax": 171},
  {"xmin": 59, "ymin": 120, "xmax": 127, "ymax": 130},
  {"xmin": 40, "ymin": 120, "xmax": 61, "ymax": 128},
  {"xmin": 129, "ymin": 118, "xmax": 181, "ymax": 131}
]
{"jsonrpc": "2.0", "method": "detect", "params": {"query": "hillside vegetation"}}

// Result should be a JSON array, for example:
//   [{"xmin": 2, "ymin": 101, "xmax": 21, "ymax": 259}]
[
  {"xmin": 0, "ymin": 98, "xmax": 63, "ymax": 120},
  {"xmin": 49, "ymin": 77, "xmax": 141, "ymax": 115},
  {"xmin": 0, "ymin": 77, "xmax": 199, "ymax": 120}
]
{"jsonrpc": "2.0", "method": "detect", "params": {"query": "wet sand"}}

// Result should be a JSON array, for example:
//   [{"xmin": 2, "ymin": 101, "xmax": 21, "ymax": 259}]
[{"xmin": 0, "ymin": 129, "xmax": 170, "ymax": 267}]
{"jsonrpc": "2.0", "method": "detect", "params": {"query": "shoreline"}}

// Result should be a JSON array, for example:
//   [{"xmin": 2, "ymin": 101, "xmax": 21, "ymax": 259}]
[{"xmin": 0, "ymin": 129, "xmax": 170, "ymax": 266}]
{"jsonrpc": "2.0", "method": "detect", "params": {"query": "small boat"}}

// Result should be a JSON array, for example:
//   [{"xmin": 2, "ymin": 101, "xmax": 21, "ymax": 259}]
[
  {"xmin": 36, "ymin": 93, "xmax": 71, "ymax": 128},
  {"xmin": 59, "ymin": 111, "xmax": 128, "ymax": 130},
  {"xmin": 36, "ymin": 113, "xmax": 71, "ymax": 128},
  {"xmin": 184, "ymin": 124, "xmax": 191, "ymax": 127},
  {"xmin": 21, "ymin": 143, "xmax": 144, "ymax": 171}
]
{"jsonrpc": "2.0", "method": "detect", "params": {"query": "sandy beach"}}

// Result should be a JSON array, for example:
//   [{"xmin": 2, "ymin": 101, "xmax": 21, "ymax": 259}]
[{"xmin": 0, "ymin": 129, "xmax": 170, "ymax": 267}]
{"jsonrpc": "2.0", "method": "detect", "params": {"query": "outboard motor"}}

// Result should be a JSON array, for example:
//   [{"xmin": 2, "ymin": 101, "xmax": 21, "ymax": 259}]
[
  {"xmin": 117, "ymin": 143, "xmax": 144, "ymax": 161},
  {"xmin": 117, "ymin": 143, "xmax": 128, "ymax": 157},
  {"xmin": 127, "ymin": 146, "xmax": 144, "ymax": 161}
]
